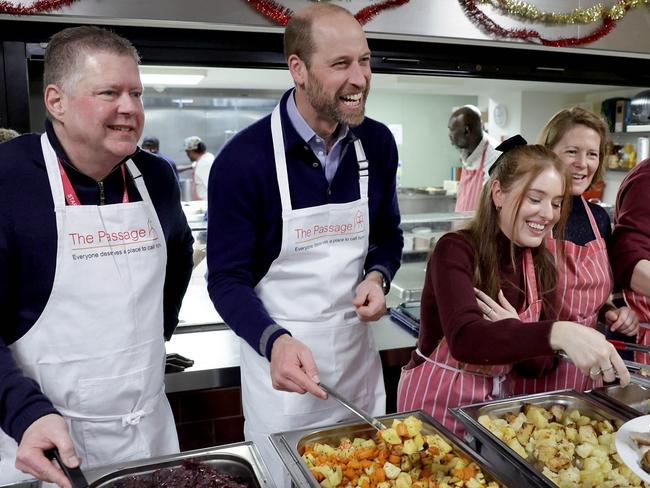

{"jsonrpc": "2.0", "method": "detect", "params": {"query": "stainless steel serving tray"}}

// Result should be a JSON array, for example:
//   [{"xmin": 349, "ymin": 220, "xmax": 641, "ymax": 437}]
[
  {"xmin": 270, "ymin": 409, "xmax": 512, "ymax": 488},
  {"xmin": 0, "ymin": 442, "xmax": 275, "ymax": 488},
  {"xmin": 591, "ymin": 382, "xmax": 650, "ymax": 416},
  {"xmin": 452, "ymin": 389, "xmax": 638, "ymax": 488}
]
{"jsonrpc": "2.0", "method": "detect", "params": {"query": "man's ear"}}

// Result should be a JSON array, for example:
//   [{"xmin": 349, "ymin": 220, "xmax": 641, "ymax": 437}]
[
  {"xmin": 44, "ymin": 84, "xmax": 66, "ymax": 122},
  {"xmin": 288, "ymin": 54, "xmax": 307, "ymax": 88}
]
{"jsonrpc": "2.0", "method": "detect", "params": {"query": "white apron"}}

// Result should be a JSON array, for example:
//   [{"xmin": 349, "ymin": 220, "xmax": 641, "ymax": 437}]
[
  {"xmin": 0, "ymin": 134, "xmax": 178, "ymax": 484},
  {"xmin": 240, "ymin": 105, "xmax": 386, "ymax": 486}
]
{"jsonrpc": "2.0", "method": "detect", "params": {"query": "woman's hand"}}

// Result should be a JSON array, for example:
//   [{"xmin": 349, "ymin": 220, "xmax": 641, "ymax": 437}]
[
  {"xmin": 550, "ymin": 321, "xmax": 630, "ymax": 385},
  {"xmin": 474, "ymin": 288, "xmax": 519, "ymax": 321},
  {"xmin": 605, "ymin": 306, "xmax": 639, "ymax": 336}
]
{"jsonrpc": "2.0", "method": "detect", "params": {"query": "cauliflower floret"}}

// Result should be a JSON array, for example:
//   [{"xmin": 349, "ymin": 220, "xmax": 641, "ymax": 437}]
[{"xmin": 383, "ymin": 461, "xmax": 401, "ymax": 480}]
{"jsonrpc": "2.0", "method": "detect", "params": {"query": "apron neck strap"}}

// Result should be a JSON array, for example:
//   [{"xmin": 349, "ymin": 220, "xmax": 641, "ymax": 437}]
[
  {"xmin": 270, "ymin": 103, "xmax": 369, "ymax": 212},
  {"xmin": 580, "ymin": 195, "xmax": 601, "ymax": 236},
  {"xmin": 521, "ymin": 248, "xmax": 540, "ymax": 309}
]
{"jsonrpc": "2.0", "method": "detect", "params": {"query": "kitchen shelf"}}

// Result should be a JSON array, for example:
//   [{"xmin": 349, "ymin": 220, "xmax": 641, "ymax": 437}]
[
  {"xmin": 611, "ymin": 125, "xmax": 650, "ymax": 134},
  {"xmin": 625, "ymin": 125, "xmax": 650, "ymax": 133},
  {"xmin": 607, "ymin": 167, "xmax": 632, "ymax": 172}
]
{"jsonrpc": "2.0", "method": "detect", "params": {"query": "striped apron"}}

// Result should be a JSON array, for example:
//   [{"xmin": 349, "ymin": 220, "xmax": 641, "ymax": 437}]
[
  {"xmin": 511, "ymin": 197, "xmax": 610, "ymax": 393},
  {"xmin": 397, "ymin": 249, "xmax": 541, "ymax": 435},
  {"xmin": 454, "ymin": 143, "xmax": 487, "ymax": 212}
]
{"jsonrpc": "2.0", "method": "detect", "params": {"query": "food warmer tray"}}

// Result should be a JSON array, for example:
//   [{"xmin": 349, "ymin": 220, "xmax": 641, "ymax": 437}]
[
  {"xmin": 0, "ymin": 442, "xmax": 276, "ymax": 488},
  {"xmin": 270, "ymin": 409, "xmax": 515, "ymax": 487},
  {"xmin": 452, "ymin": 389, "xmax": 638, "ymax": 488},
  {"xmin": 591, "ymin": 382, "xmax": 650, "ymax": 416}
]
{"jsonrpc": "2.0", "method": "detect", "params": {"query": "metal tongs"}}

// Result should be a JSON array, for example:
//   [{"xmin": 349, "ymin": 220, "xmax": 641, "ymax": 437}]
[
  {"xmin": 319, "ymin": 382, "xmax": 386, "ymax": 432},
  {"xmin": 607, "ymin": 339, "xmax": 650, "ymax": 355},
  {"xmin": 45, "ymin": 448, "xmax": 89, "ymax": 488}
]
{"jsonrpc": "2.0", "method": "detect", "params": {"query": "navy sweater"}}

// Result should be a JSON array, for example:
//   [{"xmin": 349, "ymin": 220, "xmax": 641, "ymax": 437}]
[
  {"xmin": 0, "ymin": 121, "xmax": 194, "ymax": 442},
  {"xmin": 207, "ymin": 90, "xmax": 403, "ymax": 358}
]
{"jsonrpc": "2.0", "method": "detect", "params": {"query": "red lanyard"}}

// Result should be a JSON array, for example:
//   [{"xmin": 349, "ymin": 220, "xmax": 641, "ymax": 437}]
[{"xmin": 58, "ymin": 160, "xmax": 129, "ymax": 206}]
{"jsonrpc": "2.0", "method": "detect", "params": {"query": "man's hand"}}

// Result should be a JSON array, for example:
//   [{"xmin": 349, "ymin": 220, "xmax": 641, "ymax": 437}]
[
  {"xmin": 15, "ymin": 414, "xmax": 79, "ymax": 488},
  {"xmin": 353, "ymin": 271, "xmax": 387, "ymax": 322},
  {"xmin": 270, "ymin": 335, "xmax": 327, "ymax": 399}
]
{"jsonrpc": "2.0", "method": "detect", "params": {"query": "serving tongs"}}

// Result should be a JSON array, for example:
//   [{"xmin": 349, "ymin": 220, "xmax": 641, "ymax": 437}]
[
  {"xmin": 608, "ymin": 339, "xmax": 650, "ymax": 355},
  {"xmin": 45, "ymin": 448, "xmax": 89, "ymax": 488},
  {"xmin": 319, "ymin": 382, "xmax": 386, "ymax": 432}
]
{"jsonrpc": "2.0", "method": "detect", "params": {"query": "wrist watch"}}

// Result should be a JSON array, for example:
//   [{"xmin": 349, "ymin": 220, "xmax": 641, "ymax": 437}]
[{"xmin": 379, "ymin": 274, "xmax": 390, "ymax": 295}]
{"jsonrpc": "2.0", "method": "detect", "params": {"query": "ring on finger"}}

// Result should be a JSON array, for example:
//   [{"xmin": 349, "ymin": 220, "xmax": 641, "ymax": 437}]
[
  {"xmin": 601, "ymin": 366, "xmax": 614, "ymax": 373},
  {"xmin": 486, "ymin": 307, "xmax": 493, "ymax": 315},
  {"xmin": 589, "ymin": 368, "xmax": 601, "ymax": 376}
]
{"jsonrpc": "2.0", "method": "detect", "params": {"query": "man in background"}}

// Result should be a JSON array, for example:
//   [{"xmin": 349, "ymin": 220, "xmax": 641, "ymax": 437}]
[
  {"xmin": 183, "ymin": 135, "xmax": 214, "ymax": 200},
  {"xmin": 141, "ymin": 135, "xmax": 179, "ymax": 180},
  {"xmin": 448, "ymin": 105, "xmax": 500, "ymax": 212}
]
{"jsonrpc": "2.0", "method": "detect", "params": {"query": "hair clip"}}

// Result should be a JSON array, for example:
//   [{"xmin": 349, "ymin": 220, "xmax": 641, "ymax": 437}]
[{"xmin": 488, "ymin": 134, "xmax": 528, "ymax": 176}]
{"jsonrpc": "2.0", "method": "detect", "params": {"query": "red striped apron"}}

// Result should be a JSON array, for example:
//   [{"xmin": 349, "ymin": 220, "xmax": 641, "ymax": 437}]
[
  {"xmin": 454, "ymin": 143, "xmax": 487, "ymax": 212},
  {"xmin": 624, "ymin": 291, "xmax": 650, "ymax": 364},
  {"xmin": 511, "ymin": 197, "xmax": 610, "ymax": 393},
  {"xmin": 397, "ymin": 249, "xmax": 541, "ymax": 435}
]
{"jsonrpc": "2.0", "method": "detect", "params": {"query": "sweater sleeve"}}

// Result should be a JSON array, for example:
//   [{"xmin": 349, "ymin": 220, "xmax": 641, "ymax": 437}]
[
  {"xmin": 161, "ymin": 175, "xmax": 195, "ymax": 340},
  {"xmin": 364, "ymin": 128, "xmax": 403, "ymax": 284},
  {"xmin": 0, "ymin": 181, "xmax": 58, "ymax": 443},
  {"xmin": 206, "ymin": 141, "xmax": 289, "ymax": 358},
  {"xmin": 431, "ymin": 233, "xmax": 555, "ymax": 364},
  {"xmin": 611, "ymin": 161, "xmax": 650, "ymax": 289}
]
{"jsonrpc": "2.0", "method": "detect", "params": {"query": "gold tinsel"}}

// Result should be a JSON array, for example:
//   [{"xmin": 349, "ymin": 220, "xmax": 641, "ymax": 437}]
[{"xmin": 476, "ymin": 0, "xmax": 650, "ymax": 24}]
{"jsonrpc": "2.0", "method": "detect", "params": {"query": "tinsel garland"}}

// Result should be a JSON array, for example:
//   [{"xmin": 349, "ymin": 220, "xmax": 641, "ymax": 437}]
[
  {"xmin": 245, "ymin": 0, "xmax": 293, "ymax": 26},
  {"xmin": 460, "ymin": 0, "xmax": 620, "ymax": 47},
  {"xmin": 0, "ymin": 0, "xmax": 77, "ymax": 14},
  {"xmin": 477, "ymin": 0, "xmax": 649, "ymax": 24},
  {"xmin": 355, "ymin": 0, "xmax": 410, "ymax": 24},
  {"xmin": 245, "ymin": 0, "xmax": 410, "ymax": 26}
]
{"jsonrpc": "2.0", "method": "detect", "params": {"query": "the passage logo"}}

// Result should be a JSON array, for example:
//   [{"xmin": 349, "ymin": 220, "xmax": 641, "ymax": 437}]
[{"xmin": 294, "ymin": 211, "xmax": 365, "ymax": 249}]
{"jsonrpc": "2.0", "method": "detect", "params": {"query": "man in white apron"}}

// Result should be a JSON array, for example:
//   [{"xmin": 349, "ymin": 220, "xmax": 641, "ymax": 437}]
[
  {"xmin": 448, "ymin": 105, "xmax": 501, "ymax": 212},
  {"xmin": 206, "ymin": 5, "xmax": 402, "ymax": 486},
  {"xmin": 0, "ymin": 27, "xmax": 193, "ymax": 487}
]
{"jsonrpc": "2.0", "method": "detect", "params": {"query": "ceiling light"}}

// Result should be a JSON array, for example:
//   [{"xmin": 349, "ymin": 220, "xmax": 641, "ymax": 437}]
[{"xmin": 141, "ymin": 73, "xmax": 205, "ymax": 86}]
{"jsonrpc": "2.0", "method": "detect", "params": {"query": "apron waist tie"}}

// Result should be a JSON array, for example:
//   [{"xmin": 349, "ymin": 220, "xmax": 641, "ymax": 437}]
[
  {"xmin": 415, "ymin": 348, "xmax": 506, "ymax": 398},
  {"xmin": 55, "ymin": 388, "xmax": 163, "ymax": 427}
]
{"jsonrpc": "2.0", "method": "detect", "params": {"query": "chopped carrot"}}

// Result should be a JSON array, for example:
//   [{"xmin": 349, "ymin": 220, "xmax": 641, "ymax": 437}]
[
  {"xmin": 310, "ymin": 469, "xmax": 324, "ymax": 481},
  {"xmin": 389, "ymin": 454, "xmax": 401, "ymax": 464},
  {"xmin": 373, "ymin": 467, "xmax": 386, "ymax": 483},
  {"xmin": 357, "ymin": 448, "xmax": 377, "ymax": 460},
  {"xmin": 396, "ymin": 422, "xmax": 409, "ymax": 437}
]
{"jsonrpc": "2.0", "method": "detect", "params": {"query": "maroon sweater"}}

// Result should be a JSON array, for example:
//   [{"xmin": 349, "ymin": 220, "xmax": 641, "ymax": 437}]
[
  {"xmin": 611, "ymin": 158, "xmax": 650, "ymax": 289},
  {"xmin": 406, "ymin": 230, "xmax": 556, "ymax": 370}
]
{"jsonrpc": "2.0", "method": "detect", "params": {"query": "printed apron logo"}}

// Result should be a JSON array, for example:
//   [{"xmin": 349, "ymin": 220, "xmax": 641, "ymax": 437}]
[
  {"xmin": 69, "ymin": 220, "xmax": 161, "ymax": 262},
  {"xmin": 294, "ymin": 212, "xmax": 366, "ymax": 252}
]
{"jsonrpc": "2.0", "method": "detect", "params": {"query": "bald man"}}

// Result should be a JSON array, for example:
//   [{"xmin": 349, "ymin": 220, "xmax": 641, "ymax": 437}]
[
  {"xmin": 206, "ymin": 3, "xmax": 402, "ymax": 484},
  {"xmin": 448, "ymin": 105, "xmax": 500, "ymax": 212}
]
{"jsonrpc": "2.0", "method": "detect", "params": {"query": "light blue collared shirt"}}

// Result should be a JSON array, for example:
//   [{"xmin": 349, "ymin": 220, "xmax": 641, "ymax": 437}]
[{"xmin": 286, "ymin": 90, "xmax": 349, "ymax": 184}]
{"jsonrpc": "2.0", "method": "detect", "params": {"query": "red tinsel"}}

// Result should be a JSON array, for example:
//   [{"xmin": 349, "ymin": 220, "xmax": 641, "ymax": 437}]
[
  {"xmin": 459, "ymin": 0, "xmax": 621, "ymax": 47},
  {"xmin": 245, "ymin": 0, "xmax": 293, "ymax": 26},
  {"xmin": 245, "ymin": 0, "xmax": 410, "ymax": 26},
  {"xmin": 0, "ymin": 0, "xmax": 77, "ymax": 14},
  {"xmin": 355, "ymin": 0, "xmax": 410, "ymax": 25}
]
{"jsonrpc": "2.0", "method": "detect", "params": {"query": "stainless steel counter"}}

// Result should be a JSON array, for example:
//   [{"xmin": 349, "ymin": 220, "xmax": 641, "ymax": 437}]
[{"xmin": 165, "ymin": 315, "xmax": 416, "ymax": 393}]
